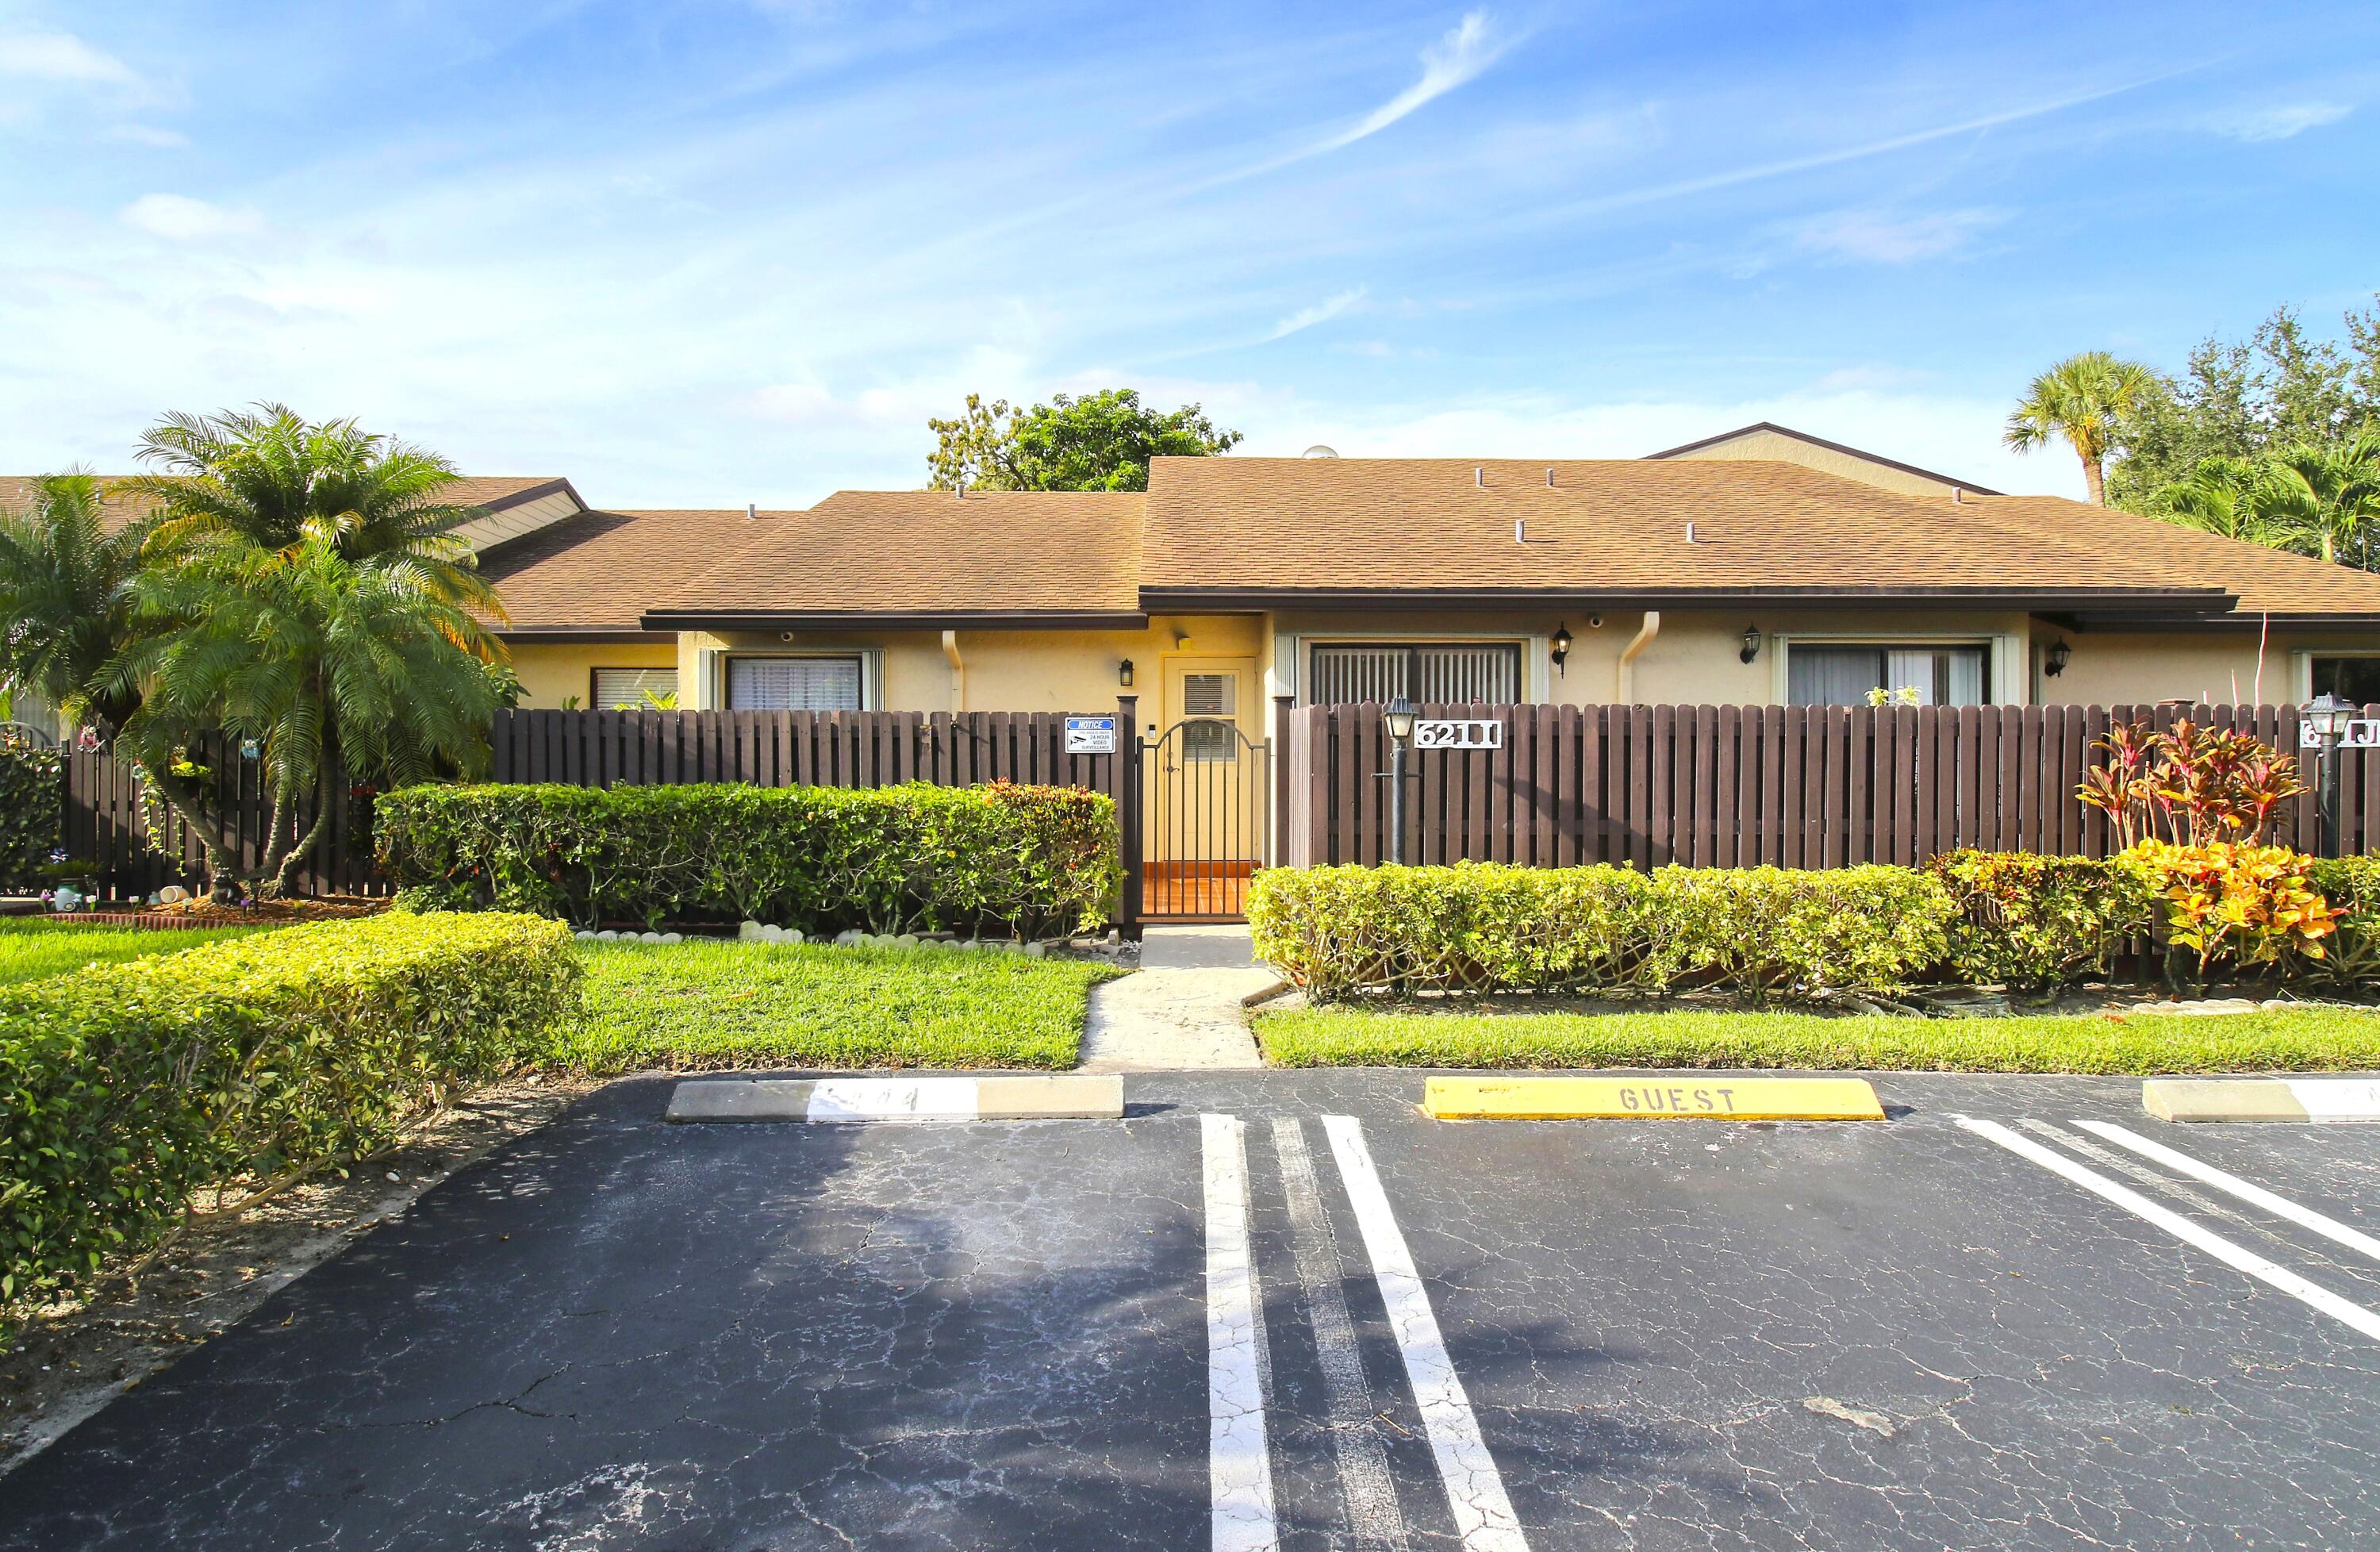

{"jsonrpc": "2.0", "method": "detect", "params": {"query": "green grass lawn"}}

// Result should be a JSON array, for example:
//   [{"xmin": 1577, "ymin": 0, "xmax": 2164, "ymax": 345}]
[
  {"xmin": 1257, "ymin": 1001, "xmax": 2380, "ymax": 1074},
  {"xmin": 555, "ymin": 938, "xmax": 1123, "ymax": 1074},
  {"xmin": 0, "ymin": 917, "xmax": 272, "ymax": 988}
]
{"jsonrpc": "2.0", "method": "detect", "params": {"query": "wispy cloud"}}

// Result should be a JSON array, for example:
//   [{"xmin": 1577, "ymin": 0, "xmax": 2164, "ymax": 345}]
[
  {"xmin": 0, "ymin": 31, "xmax": 139, "ymax": 86},
  {"xmin": 2206, "ymin": 101, "xmax": 2351, "ymax": 141},
  {"xmin": 1312, "ymin": 10, "xmax": 1503, "ymax": 155},
  {"xmin": 1266, "ymin": 286, "xmax": 1366, "ymax": 342},
  {"xmin": 1794, "ymin": 207, "xmax": 2008, "ymax": 264},
  {"xmin": 120, "ymin": 194, "xmax": 263, "ymax": 240}
]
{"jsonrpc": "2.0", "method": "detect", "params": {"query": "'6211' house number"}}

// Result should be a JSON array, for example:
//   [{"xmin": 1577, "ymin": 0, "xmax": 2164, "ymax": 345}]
[{"xmin": 1414, "ymin": 718, "xmax": 1503, "ymax": 751}]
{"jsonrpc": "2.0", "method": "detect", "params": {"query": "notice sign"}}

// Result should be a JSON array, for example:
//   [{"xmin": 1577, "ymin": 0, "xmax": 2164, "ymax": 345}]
[
  {"xmin": 1414, "ymin": 717, "xmax": 1503, "ymax": 751},
  {"xmin": 1065, "ymin": 714, "xmax": 1119, "ymax": 755}
]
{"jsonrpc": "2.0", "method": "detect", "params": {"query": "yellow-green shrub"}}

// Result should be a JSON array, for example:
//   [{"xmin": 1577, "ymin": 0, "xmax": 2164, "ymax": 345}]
[
  {"xmin": 1927, "ymin": 851, "xmax": 2159, "ymax": 990},
  {"xmin": 0, "ymin": 911, "xmax": 581, "ymax": 1318}
]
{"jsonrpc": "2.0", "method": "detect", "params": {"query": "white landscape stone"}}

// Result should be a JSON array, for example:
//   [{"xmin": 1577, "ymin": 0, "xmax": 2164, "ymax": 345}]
[
  {"xmin": 574, "ymin": 930, "xmax": 596, "ymax": 941},
  {"xmin": 737, "ymin": 921, "xmax": 764, "ymax": 942},
  {"xmin": 596, "ymin": 929, "xmax": 620, "ymax": 941},
  {"xmin": 660, "ymin": 932, "xmax": 684, "ymax": 944}
]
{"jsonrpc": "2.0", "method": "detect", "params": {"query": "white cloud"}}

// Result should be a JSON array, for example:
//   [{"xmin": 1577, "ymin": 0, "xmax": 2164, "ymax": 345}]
[
  {"xmin": 119, "ymin": 194, "xmax": 263, "ymax": 240},
  {"xmin": 1265, "ymin": 286, "xmax": 1366, "ymax": 342},
  {"xmin": 2206, "ymin": 101, "xmax": 2352, "ymax": 142},
  {"xmin": 0, "ymin": 31, "xmax": 138, "ymax": 85},
  {"xmin": 1313, "ymin": 10, "xmax": 1503, "ymax": 155},
  {"xmin": 1794, "ymin": 207, "xmax": 2007, "ymax": 264}
]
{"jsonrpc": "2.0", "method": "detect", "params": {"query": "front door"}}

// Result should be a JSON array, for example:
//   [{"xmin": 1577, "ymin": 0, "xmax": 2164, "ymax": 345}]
[{"xmin": 1145, "ymin": 658, "xmax": 1266, "ymax": 920}]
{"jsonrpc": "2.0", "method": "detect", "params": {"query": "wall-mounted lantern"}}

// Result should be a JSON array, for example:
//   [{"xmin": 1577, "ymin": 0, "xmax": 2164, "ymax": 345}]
[
  {"xmin": 1118, "ymin": 658, "xmax": 1135, "ymax": 688},
  {"xmin": 2044, "ymin": 639, "xmax": 2072, "ymax": 678},
  {"xmin": 1550, "ymin": 623, "xmax": 1572, "ymax": 678},
  {"xmin": 1738, "ymin": 624, "xmax": 1762, "ymax": 665}
]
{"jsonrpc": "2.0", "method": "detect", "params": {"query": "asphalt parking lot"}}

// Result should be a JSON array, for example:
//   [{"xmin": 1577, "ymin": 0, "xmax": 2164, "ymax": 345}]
[{"xmin": 1, "ymin": 1071, "xmax": 2374, "ymax": 1550}]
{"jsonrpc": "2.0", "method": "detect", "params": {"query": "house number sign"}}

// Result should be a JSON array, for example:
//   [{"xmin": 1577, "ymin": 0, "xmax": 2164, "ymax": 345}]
[
  {"xmin": 1414, "ymin": 718, "xmax": 1503, "ymax": 751},
  {"xmin": 2300, "ymin": 720, "xmax": 2380, "ymax": 750}
]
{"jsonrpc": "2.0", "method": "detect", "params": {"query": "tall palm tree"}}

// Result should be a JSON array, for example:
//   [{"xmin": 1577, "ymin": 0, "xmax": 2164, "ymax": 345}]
[
  {"xmin": 119, "ymin": 403, "xmax": 507, "ymax": 620},
  {"xmin": 0, "ymin": 472, "xmax": 154, "ymax": 735},
  {"xmin": 2004, "ymin": 351, "xmax": 2159, "ymax": 505},
  {"xmin": 111, "ymin": 513, "xmax": 508, "ymax": 897}
]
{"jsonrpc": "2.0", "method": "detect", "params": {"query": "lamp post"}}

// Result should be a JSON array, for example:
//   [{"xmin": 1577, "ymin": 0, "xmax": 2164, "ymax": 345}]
[
  {"xmin": 2302, "ymin": 692, "xmax": 2355, "ymax": 857},
  {"xmin": 1381, "ymin": 694, "xmax": 1418, "ymax": 865}
]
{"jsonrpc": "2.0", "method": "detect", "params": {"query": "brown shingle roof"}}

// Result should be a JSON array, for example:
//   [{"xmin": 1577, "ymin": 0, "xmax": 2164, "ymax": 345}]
[
  {"xmin": 478, "ymin": 508, "xmax": 771, "ymax": 632},
  {"xmin": 643, "ymin": 490, "xmax": 1145, "ymax": 626},
  {"xmin": 1134, "ymin": 456, "xmax": 2380, "ymax": 618},
  {"xmin": 0, "ymin": 474, "xmax": 566, "ymax": 533}
]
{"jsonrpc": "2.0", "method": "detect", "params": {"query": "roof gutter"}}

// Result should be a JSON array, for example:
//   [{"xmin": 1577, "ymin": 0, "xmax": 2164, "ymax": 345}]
[
  {"xmin": 639, "ymin": 609, "xmax": 1148, "ymax": 632},
  {"xmin": 1136, "ymin": 586, "xmax": 2240, "ymax": 613}
]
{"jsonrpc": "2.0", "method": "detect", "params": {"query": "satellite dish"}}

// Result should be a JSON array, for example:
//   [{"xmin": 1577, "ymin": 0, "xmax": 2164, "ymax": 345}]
[{"xmin": 1302, "ymin": 444, "xmax": 1339, "ymax": 459}]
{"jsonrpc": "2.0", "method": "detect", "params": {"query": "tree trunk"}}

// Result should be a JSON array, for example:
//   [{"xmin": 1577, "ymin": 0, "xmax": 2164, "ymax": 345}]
[
  {"xmin": 2082, "ymin": 455, "xmax": 2106, "ymax": 505},
  {"xmin": 267, "ymin": 763, "xmax": 336, "ymax": 899},
  {"xmin": 138, "ymin": 760, "xmax": 244, "ymax": 903}
]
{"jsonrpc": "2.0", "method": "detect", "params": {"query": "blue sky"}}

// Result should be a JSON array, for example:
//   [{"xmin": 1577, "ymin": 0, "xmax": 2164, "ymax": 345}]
[{"xmin": 2, "ymin": 2, "xmax": 2375, "ymax": 506}]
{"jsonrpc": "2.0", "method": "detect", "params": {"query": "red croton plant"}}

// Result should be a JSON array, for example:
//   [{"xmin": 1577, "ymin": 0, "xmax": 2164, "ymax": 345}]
[{"xmin": 2077, "ymin": 719, "xmax": 2340, "ymax": 971}]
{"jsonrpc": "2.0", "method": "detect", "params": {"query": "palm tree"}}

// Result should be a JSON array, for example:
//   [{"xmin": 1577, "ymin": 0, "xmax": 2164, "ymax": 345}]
[
  {"xmin": 2004, "ymin": 351, "xmax": 2159, "ymax": 505},
  {"xmin": 111, "ymin": 513, "xmax": 509, "ymax": 897},
  {"xmin": 2156, "ymin": 433, "xmax": 2380, "ymax": 568},
  {"xmin": 119, "ymin": 404, "xmax": 505, "ymax": 618}
]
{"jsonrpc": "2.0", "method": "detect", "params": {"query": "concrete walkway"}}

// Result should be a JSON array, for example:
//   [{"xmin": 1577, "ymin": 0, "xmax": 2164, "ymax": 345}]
[{"xmin": 1076, "ymin": 927, "xmax": 1282, "ymax": 1072}]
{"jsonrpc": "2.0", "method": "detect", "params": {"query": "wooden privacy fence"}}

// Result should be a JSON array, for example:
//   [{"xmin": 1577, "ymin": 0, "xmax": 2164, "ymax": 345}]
[
  {"xmin": 61, "ymin": 734, "xmax": 383, "ymax": 901},
  {"xmin": 1280, "ymin": 701, "xmax": 2377, "ymax": 870},
  {"xmin": 487, "ymin": 708, "xmax": 1125, "ymax": 793}
]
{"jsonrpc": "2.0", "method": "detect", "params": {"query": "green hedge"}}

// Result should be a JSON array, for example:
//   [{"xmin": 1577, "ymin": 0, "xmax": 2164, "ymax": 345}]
[
  {"xmin": 1927, "ymin": 850, "xmax": 2159, "ymax": 991},
  {"xmin": 0, "ymin": 743, "xmax": 63, "ymax": 892},
  {"xmin": 1250, "ymin": 862, "xmax": 1956, "ymax": 1001},
  {"xmin": 375, "ymin": 779, "xmax": 1119, "ymax": 936},
  {"xmin": 2309, "ymin": 855, "xmax": 2380, "ymax": 979},
  {"xmin": 1, "ymin": 911, "xmax": 580, "ymax": 1315}
]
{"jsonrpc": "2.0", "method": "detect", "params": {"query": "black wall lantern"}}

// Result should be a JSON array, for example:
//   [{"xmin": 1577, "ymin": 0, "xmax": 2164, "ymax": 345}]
[
  {"xmin": 1550, "ymin": 622, "xmax": 1572, "ymax": 678},
  {"xmin": 2044, "ymin": 640, "xmax": 2071, "ymax": 678},
  {"xmin": 1738, "ymin": 624, "xmax": 1762, "ymax": 664},
  {"xmin": 1118, "ymin": 658, "xmax": 1134, "ymax": 688}
]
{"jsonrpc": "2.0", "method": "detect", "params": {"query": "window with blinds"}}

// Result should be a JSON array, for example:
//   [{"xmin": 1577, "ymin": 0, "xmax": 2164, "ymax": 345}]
[
  {"xmin": 590, "ymin": 667, "xmax": 678, "ymax": 710},
  {"xmin": 726, "ymin": 656, "xmax": 863, "ymax": 711},
  {"xmin": 1180, "ymin": 672, "xmax": 1238, "ymax": 761},
  {"xmin": 1785, "ymin": 644, "xmax": 1987, "ymax": 707},
  {"xmin": 1307, "ymin": 643, "xmax": 1521, "ymax": 706}
]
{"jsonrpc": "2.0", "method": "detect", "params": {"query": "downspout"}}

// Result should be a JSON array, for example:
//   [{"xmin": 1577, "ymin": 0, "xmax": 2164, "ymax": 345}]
[
  {"xmin": 941, "ymin": 629, "xmax": 965, "ymax": 713},
  {"xmin": 1616, "ymin": 610, "xmax": 1660, "ymax": 705}
]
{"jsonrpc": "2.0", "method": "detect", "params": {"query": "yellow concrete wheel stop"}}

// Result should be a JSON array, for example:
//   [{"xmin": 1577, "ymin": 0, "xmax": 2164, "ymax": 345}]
[{"xmin": 1424, "ymin": 1074, "xmax": 1886, "ymax": 1122}]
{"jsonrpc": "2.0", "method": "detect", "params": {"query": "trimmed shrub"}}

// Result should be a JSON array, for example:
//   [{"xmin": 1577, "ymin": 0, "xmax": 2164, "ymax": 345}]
[
  {"xmin": 375, "ymin": 779, "xmax": 1119, "ymax": 937},
  {"xmin": 1927, "ymin": 851, "xmax": 2158, "ymax": 991},
  {"xmin": 1, "ymin": 911, "xmax": 580, "ymax": 1316},
  {"xmin": 2308, "ymin": 855, "xmax": 2380, "ymax": 980},
  {"xmin": 0, "ymin": 742, "xmax": 63, "ymax": 892},
  {"xmin": 1250, "ymin": 861, "xmax": 1954, "ymax": 1001},
  {"xmin": 2125, "ymin": 839, "xmax": 2341, "ymax": 975}
]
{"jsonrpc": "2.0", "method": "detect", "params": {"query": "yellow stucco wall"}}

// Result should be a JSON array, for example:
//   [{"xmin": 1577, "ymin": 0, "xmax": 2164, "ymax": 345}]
[
  {"xmin": 505, "ymin": 639, "xmax": 681, "ymax": 709},
  {"xmin": 645, "ymin": 614, "xmax": 2380, "ymax": 713}
]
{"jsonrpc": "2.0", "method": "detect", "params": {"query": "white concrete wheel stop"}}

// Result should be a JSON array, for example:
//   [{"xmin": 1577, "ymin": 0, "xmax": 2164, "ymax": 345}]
[{"xmin": 666, "ymin": 1074, "xmax": 1125, "ymax": 1123}]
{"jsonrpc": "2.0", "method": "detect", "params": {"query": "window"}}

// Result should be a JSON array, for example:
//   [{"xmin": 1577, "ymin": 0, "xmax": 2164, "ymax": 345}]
[
  {"xmin": 2310, "ymin": 656, "xmax": 2380, "ymax": 707},
  {"xmin": 727, "ymin": 655, "xmax": 862, "ymax": 711},
  {"xmin": 1308, "ymin": 643, "xmax": 1521, "ymax": 705},
  {"xmin": 1787, "ymin": 643, "xmax": 1987, "ymax": 707},
  {"xmin": 1180, "ymin": 672, "xmax": 1239, "ymax": 762},
  {"xmin": 590, "ymin": 667, "xmax": 678, "ymax": 710}
]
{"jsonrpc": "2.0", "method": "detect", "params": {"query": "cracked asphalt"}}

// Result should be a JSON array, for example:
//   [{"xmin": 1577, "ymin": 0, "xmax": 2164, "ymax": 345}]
[{"xmin": 1, "ymin": 1070, "xmax": 2375, "ymax": 1549}]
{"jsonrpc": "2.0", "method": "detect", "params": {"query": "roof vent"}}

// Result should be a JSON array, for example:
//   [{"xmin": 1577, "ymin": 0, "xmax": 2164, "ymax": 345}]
[
  {"xmin": 1302, "ymin": 444, "xmax": 1338, "ymax": 459},
  {"xmin": 1475, "ymin": 467, "xmax": 1484, "ymax": 487},
  {"xmin": 1545, "ymin": 467, "xmax": 1555, "ymax": 487},
  {"xmin": 1952, "ymin": 486, "xmax": 1964, "ymax": 504},
  {"xmin": 1685, "ymin": 521, "xmax": 1698, "ymax": 544},
  {"xmin": 745, "ymin": 502, "xmax": 757, "ymax": 521}
]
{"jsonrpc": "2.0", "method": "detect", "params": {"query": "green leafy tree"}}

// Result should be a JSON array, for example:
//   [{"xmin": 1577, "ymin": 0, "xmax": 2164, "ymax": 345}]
[
  {"xmin": 2157, "ymin": 432, "xmax": 2380, "ymax": 568},
  {"xmin": 2005, "ymin": 351, "xmax": 2159, "ymax": 505},
  {"xmin": 926, "ymin": 389, "xmax": 1242, "ymax": 493},
  {"xmin": 110, "ymin": 514, "xmax": 507, "ymax": 898}
]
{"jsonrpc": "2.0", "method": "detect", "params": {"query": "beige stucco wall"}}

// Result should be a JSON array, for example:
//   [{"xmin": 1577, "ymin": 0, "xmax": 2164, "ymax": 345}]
[
  {"xmin": 505, "ymin": 638, "xmax": 680, "ymax": 709},
  {"xmin": 1658, "ymin": 428, "xmax": 1971, "ymax": 499}
]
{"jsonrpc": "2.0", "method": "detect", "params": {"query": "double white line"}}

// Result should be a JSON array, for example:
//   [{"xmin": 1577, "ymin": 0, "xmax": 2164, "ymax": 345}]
[
  {"xmin": 1956, "ymin": 1116, "xmax": 2380, "ymax": 1344},
  {"xmin": 1202, "ymin": 1112, "xmax": 1530, "ymax": 1552}
]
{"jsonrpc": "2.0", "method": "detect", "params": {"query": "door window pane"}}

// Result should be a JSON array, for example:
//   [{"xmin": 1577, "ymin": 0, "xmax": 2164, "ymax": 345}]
[
  {"xmin": 1181, "ymin": 673, "xmax": 1238, "ymax": 762},
  {"xmin": 727, "ymin": 656, "xmax": 862, "ymax": 711}
]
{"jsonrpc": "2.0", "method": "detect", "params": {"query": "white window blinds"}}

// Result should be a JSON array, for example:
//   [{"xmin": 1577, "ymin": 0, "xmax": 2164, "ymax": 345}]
[
  {"xmin": 590, "ymin": 667, "xmax": 678, "ymax": 710},
  {"xmin": 1307, "ymin": 644, "xmax": 1520, "ymax": 705},
  {"xmin": 727, "ymin": 656, "xmax": 862, "ymax": 711}
]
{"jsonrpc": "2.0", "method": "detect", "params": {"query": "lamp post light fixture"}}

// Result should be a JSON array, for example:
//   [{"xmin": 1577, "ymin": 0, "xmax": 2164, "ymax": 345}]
[
  {"xmin": 1380, "ymin": 693, "xmax": 1419, "ymax": 865},
  {"xmin": 2303, "ymin": 692, "xmax": 2355, "ymax": 857},
  {"xmin": 1739, "ymin": 624, "xmax": 1762, "ymax": 665},
  {"xmin": 2044, "ymin": 640, "xmax": 2072, "ymax": 678},
  {"xmin": 1550, "ymin": 622, "xmax": 1572, "ymax": 678}
]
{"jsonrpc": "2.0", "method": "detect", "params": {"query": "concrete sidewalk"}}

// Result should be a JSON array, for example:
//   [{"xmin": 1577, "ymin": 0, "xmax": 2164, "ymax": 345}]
[{"xmin": 1076, "ymin": 927, "xmax": 1283, "ymax": 1071}]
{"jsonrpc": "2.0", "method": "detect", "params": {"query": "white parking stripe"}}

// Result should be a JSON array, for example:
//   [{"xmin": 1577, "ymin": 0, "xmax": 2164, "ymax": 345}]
[
  {"xmin": 1956, "ymin": 1116, "xmax": 2380, "ymax": 1345},
  {"xmin": 2075, "ymin": 1120, "xmax": 2380, "ymax": 1267},
  {"xmin": 1202, "ymin": 1114, "xmax": 1279, "ymax": 1552},
  {"xmin": 1271, "ymin": 1118, "xmax": 1410, "ymax": 1550},
  {"xmin": 1322, "ymin": 1115, "xmax": 1531, "ymax": 1552}
]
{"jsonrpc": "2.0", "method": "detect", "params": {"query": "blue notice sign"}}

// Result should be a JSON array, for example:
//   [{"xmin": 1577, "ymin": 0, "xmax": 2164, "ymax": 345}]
[{"xmin": 1065, "ymin": 715, "xmax": 1119, "ymax": 754}]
